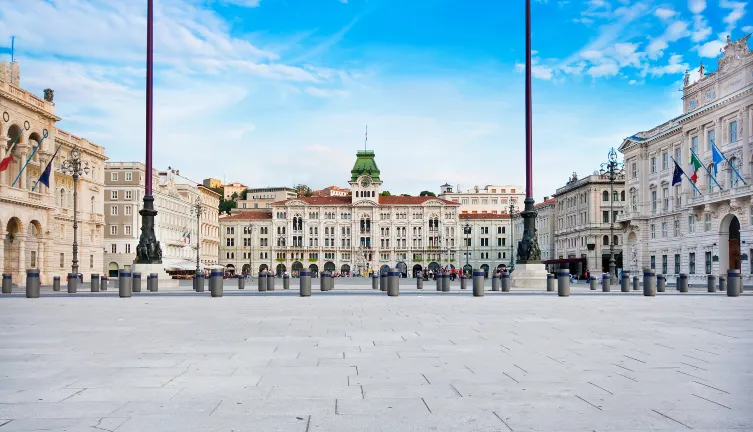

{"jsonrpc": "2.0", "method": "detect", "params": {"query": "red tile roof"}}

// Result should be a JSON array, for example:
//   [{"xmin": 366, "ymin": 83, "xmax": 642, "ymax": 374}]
[
  {"xmin": 219, "ymin": 212, "xmax": 273, "ymax": 221},
  {"xmin": 459, "ymin": 213, "xmax": 511, "ymax": 220},
  {"xmin": 535, "ymin": 197, "xmax": 557, "ymax": 208}
]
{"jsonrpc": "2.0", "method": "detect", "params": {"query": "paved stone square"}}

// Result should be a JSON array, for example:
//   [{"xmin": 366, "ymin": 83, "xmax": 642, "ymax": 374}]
[{"xmin": 1, "ymin": 286, "xmax": 751, "ymax": 431}]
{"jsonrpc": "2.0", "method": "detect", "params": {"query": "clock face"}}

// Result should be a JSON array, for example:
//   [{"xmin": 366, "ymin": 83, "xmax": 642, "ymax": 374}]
[{"xmin": 360, "ymin": 177, "xmax": 371, "ymax": 187}]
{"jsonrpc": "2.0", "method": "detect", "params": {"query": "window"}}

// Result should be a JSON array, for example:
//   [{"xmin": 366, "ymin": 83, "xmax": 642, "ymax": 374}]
[
  {"xmin": 631, "ymin": 194, "xmax": 637, "ymax": 211},
  {"xmin": 651, "ymin": 190, "xmax": 657, "ymax": 213},
  {"xmin": 650, "ymin": 255, "xmax": 655, "ymax": 269},
  {"xmin": 730, "ymin": 121, "xmax": 737, "ymax": 142},
  {"xmin": 124, "ymin": 206, "xmax": 132, "ymax": 216},
  {"xmin": 90, "ymin": 255, "xmax": 94, "ymax": 269},
  {"xmin": 631, "ymin": 162, "xmax": 637, "ymax": 178},
  {"xmin": 111, "ymin": 244, "xmax": 117, "ymax": 253},
  {"xmin": 110, "ymin": 225, "xmax": 118, "ymax": 235},
  {"xmin": 602, "ymin": 191, "xmax": 609, "ymax": 201},
  {"xmin": 650, "ymin": 224, "xmax": 655, "ymax": 239},
  {"xmin": 125, "ymin": 244, "xmax": 131, "ymax": 254},
  {"xmin": 662, "ymin": 222, "xmax": 667, "ymax": 238},
  {"xmin": 688, "ymin": 215, "xmax": 695, "ymax": 233},
  {"xmin": 111, "ymin": 172, "xmax": 118, "ymax": 181},
  {"xmin": 125, "ymin": 191, "xmax": 132, "ymax": 200},
  {"xmin": 125, "ymin": 225, "xmax": 131, "ymax": 235},
  {"xmin": 111, "ymin": 205, "xmax": 118, "ymax": 216},
  {"xmin": 674, "ymin": 148, "xmax": 681, "ymax": 164},
  {"xmin": 689, "ymin": 252, "xmax": 696, "ymax": 274},
  {"xmin": 603, "ymin": 211, "xmax": 609, "ymax": 223},
  {"xmin": 662, "ymin": 255, "xmax": 667, "ymax": 275},
  {"xmin": 603, "ymin": 235, "xmax": 609, "ymax": 245},
  {"xmin": 674, "ymin": 219, "xmax": 680, "ymax": 237},
  {"xmin": 704, "ymin": 214, "xmax": 711, "ymax": 232},
  {"xmin": 662, "ymin": 153, "xmax": 668, "ymax": 170},
  {"xmin": 651, "ymin": 157, "xmax": 656, "ymax": 173},
  {"xmin": 60, "ymin": 253, "xmax": 65, "ymax": 268},
  {"xmin": 111, "ymin": 191, "xmax": 118, "ymax": 200},
  {"xmin": 674, "ymin": 254, "xmax": 680, "ymax": 274},
  {"xmin": 705, "ymin": 251, "xmax": 712, "ymax": 274},
  {"xmin": 125, "ymin": 172, "xmax": 132, "ymax": 181},
  {"xmin": 662, "ymin": 187, "xmax": 668, "ymax": 210},
  {"xmin": 707, "ymin": 129, "xmax": 715, "ymax": 148},
  {"xmin": 691, "ymin": 136, "xmax": 698, "ymax": 154}
]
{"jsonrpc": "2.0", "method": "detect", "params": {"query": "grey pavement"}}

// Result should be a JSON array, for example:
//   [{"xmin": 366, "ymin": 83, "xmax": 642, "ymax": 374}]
[{"xmin": 0, "ymin": 283, "xmax": 751, "ymax": 431}]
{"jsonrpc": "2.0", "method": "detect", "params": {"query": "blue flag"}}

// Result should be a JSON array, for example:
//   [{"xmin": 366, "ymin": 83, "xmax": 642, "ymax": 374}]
[
  {"xmin": 671, "ymin": 160, "xmax": 684, "ymax": 186},
  {"xmin": 37, "ymin": 160, "xmax": 53, "ymax": 188},
  {"xmin": 0, "ymin": 37, "xmax": 14, "ymax": 61},
  {"xmin": 711, "ymin": 144, "xmax": 724, "ymax": 175}
]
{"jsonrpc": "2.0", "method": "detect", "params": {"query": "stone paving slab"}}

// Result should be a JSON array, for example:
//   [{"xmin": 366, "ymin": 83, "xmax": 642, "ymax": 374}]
[{"xmin": 0, "ymin": 292, "xmax": 751, "ymax": 431}]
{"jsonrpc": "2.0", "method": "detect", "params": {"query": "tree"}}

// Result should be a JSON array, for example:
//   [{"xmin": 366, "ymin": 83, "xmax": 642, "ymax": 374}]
[
  {"xmin": 296, "ymin": 184, "xmax": 313, "ymax": 197},
  {"xmin": 419, "ymin": 191, "xmax": 436, "ymax": 197},
  {"xmin": 231, "ymin": 192, "xmax": 239, "ymax": 201},
  {"xmin": 380, "ymin": 191, "xmax": 391, "ymax": 196},
  {"xmin": 218, "ymin": 198, "xmax": 237, "ymax": 215},
  {"xmin": 240, "ymin": 189, "xmax": 248, "ymax": 200}
]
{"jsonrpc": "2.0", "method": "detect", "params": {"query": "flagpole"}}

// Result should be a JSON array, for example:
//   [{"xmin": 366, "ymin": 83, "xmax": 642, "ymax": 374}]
[
  {"xmin": 671, "ymin": 156, "xmax": 703, "ymax": 195},
  {"xmin": 12, "ymin": 130, "xmax": 48, "ymax": 188},
  {"xmin": 690, "ymin": 148, "xmax": 723, "ymax": 190},
  {"xmin": 711, "ymin": 139, "xmax": 747, "ymax": 185},
  {"xmin": 32, "ymin": 141, "xmax": 64, "ymax": 191}
]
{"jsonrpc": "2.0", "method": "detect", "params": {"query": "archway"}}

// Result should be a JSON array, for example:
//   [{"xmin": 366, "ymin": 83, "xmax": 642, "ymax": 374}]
[
  {"xmin": 428, "ymin": 262, "xmax": 440, "ymax": 273},
  {"xmin": 258, "ymin": 264, "xmax": 268, "ymax": 274},
  {"xmin": 242, "ymin": 264, "xmax": 251, "ymax": 275},
  {"xmin": 108, "ymin": 262, "xmax": 119, "ymax": 277},
  {"xmin": 324, "ymin": 261, "xmax": 335, "ymax": 273},
  {"xmin": 463, "ymin": 264, "xmax": 472, "ymax": 275},
  {"xmin": 309, "ymin": 263, "xmax": 319, "ymax": 278},
  {"xmin": 396, "ymin": 261, "xmax": 407, "ymax": 277},
  {"xmin": 291, "ymin": 261, "xmax": 303, "ymax": 277},
  {"xmin": 412, "ymin": 264, "xmax": 422, "ymax": 278},
  {"xmin": 719, "ymin": 214, "xmax": 741, "ymax": 275},
  {"xmin": 340, "ymin": 264, "xmax": 350, "ymax": 275},
  {"xmin": 226, "ymin": 264, "xmax": 235, "ymax": 275},
  {"xmin": 276, "ymin": 263, "xmax": 286, "ymax": 277},
  {"xmin": 3, "ymin": 217, "xmax": 23, "ymax": 277},
  {"xmin": 480, "ymin": 264, "xmax": 489, "ymax": 278}
]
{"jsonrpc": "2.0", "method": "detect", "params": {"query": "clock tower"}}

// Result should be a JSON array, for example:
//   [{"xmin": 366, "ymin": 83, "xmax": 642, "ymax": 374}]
[{"xmin": 349, "ymin": 150, "xmax": 382, "ymax": 204}]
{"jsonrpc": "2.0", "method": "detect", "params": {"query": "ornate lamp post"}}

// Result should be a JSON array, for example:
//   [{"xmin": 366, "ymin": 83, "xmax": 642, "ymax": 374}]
[
  {"xmin": 600, "ymin": 147, "xmax": 624, "ymax": 285},
  {"xmin": 135, "ymin": 0, "xmax": 162, "ymax": 267},
  {"xmin": 190, "ymin": 196, "xmax": 207, "ymax": 276},
  {"xmin": 463, "ymin": 221, "xmax": 471, "ymax": 274},
  {"xmin": 60, "ymin": 147, "xmax": 89, "ymax": 276},
  {"xmin": 247, "ymin": 223, "xmax": 256, "ymax": 277}
]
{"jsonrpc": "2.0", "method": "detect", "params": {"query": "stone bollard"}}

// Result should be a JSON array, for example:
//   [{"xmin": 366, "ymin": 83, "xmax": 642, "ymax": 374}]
[
  {"xmin": 67, "ymin": 273, "xmax": 78, "ymax": 294},
  {"xmin": 372, "ymin": 274, "xmax": 379, "ymax": 290},
  {"xmin": 492, "ymin": 273, "xmax": 500, "ymax": 291},
  {"xmin": 2, "ymin": 273, "xmax": 12, "ymax": 294},
  {"xmin": 435, "ymin": 273, "xmax": 441, "ymax": 291},
  {"xmin": 131, "ymin": 273, "xmax": 141, "ymax": 293},
  {"xmin": 502, "ymin": 272, "xmax": 511, "ymax": 292},
  {"xmin": 53, "ymin": 276, "xmax": 60, "ymax": 292},
  {"xmin": 150, "ymin": 273, "xmax": 159, "ymax": 292},
  {"xmin": 320, "ymin": 271, "xmax": 327, "ymax": 291},
  {"xmin": 441, "ymin": 272, "xmax": 450, "ymax": 292},
  {"xmin": 146, "ymin": 275, "xmax": 153, "ymax": 292},
  {"xmin": 238, "ymin": 274, "xmax": 245, "ymax": 290},
  {"xmin": 195, "ymin": 273, "xmax": 205, "ymax": 292},
  {"xmin": 632, "ymin": 275, "xmax": 640, "ymax": 291},
  {"xmin": 25, "ymin": 269, "xmax": 40, "ymax": 298},
  {"xmin": 283, "ymin": 274, "xmax": 290, "ymax": 290},
  {"xmin": 589, "ymin": 276, "xmax": 597, "ymax": 291},
  {"xmin": 707, "ymin": 275, "xmax": 716, "ymax": 293},
  {"xmin": 460, "ymin": 274, "xmax": 467, "ymax": 290},
  {"xmin": 643, "ymin": 269, "xmax": 656, "ymax": 297},
  {"xmin": 118, "ymin": 269, "xmax": 132, "ymax": 298},
  {"xmin": 472, "ymin": 270, "xmax": 484, "ymax": 297},
  {"xmin": 258, "ymin": 271, "xmax": 267, "ymax": 292},
  {"xmin": 557, "ymin": 269, "xmax": 570, "ymax": 297},
  {"xmin": 620, "ymin": 271, "xmax": 630, "ymax": 293},
  {"xmin": 300, "ymin": 270, "xmax": 311, "ymax": 297},
  {"xmin": 547, "ymin": 273, "xmax": 555, "ymax": 292},
  {"xmin": 416, "ymin": 275, "xmax": 423, "ymax": 290},
  {"xmin": 100, "ymin": 275, "xmax": 108, "ymax": 291},
  {"xmin": 719, "ymin": 276, "xmax": 727, "ymax": 294},
  {"xmin": 90, "ymin": 273, "xmax": 100, "ymax": 292},
  {"xmin": 726, "ymin": 269, "xmax": 740, "ymax": 297},
  {"xmin": 380, "ymin": 271, "xmax": 388, "ymax": 292},
  {"xmin": 678, "ymin": 273, "xmax": 688, "ymax": 293},
  {"xmin": 602, "ymin": 273, "xmax": 610, "ymax": 292},
  {"xmin": 210, "ymin": 270, "xmax": 223, "ymax": 297},
  {"xmin": 268, "ymin": 272, "xmax": 275, "ymax": 291},
  {"xmin": 387, "ymin": 268, "xmax": 399, "ymax": 297},
  {"xmin": 657, "ymin": 274, "xmax": 665, "ymax": 292}
]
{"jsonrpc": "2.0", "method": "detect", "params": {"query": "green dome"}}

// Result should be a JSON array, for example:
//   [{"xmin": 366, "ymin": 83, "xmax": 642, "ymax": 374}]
[{"xmin": 350, "ymin": 150, "xmax": 381, "ymax": 182}]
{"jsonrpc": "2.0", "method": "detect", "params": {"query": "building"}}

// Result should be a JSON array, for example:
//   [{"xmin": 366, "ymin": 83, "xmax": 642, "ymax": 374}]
[
  {"xmin": 202, "ymin": 178, "xmax": 222, "ymax": 189},
  {"xmin": 103, "ymin": 164, "xmax": 220, "ymax": 277},
  {"xmin": 222, "ymin": 181, "xmax": 247, "ymax": 201},
  {"xmin": 218, "ymin": 211, "xmax": 274, "ymax": 275},
  {"xmin": 617, "ymin": 34, "xmax": 752, "ymax": 285},
  {"xmin": 551, "ymin": 171, "xmax": 626, "ymax": 278},
  {"xmin": 219, "ymin": 150, "xmax": 463, "ymax": 278},
  {"xmin": 509, "ymin": 196, "xmax": 557, "ymax": 269},
  {"xmin": 458, "ymin": 213, "xmax": 513, "ymax": 276},
  {"xmin": 236, "ymin": 187, "xmax": 297, "ymax": 211},
  {"xmin": 313, "ymin": 186, "xmax": 351, "ymax": 197},
  {"xmin": 1, "ymin": 60, "xmax": 107, "ymax": 284},
  {"xmin": 438, "ymin": 184, "xmax": 525, "ymax": 215}
]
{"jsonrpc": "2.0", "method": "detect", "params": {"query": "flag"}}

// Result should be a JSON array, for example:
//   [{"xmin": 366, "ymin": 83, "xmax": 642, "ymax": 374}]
[
  {"xmin": 0, "ymin": 37, "xmax": 14, "ymax": 61},
  {"xmin": 689, "ymin": 152, "xmax": 703, "ymax": 183},
  {"xmin": 711, "ymin": 144, "xmax": 724, "ymax": 175},
  {"xmin": 37, "ymin": 159, "xmax": 53, "ymax": 188},
  {"xmin": 671, "ymin": 160, "xmax": 684, "ymax": 186},
  {"xmin": 0, "ymin": 155, "xmax": 11, "ymax": 172}
]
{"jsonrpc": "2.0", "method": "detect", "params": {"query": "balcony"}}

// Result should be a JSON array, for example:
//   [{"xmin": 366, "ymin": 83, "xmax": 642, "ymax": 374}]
[
  {"xmin": 0, "ymin": 185, "xmax": 56, "ymax": 209},
  {"xmin": 691, "ymin": 184, "xmax": 751, "ymax": 208}
]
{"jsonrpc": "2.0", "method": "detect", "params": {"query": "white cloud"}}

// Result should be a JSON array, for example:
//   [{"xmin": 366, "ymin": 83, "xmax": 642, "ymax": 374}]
[
  {"xmin": 688, "ymin": 0, "xmax": 706, "ymax": 14},
  {"xmin": 691, "ymin": 14, "xmax": 712, "ymax": 43},
  {"xmin": 587, "ymin": 60, "xmax": 620, "ymax": 77},
  {"xmin": 720, "ymin": 0, "xmax": 746, "ymax": 30},
  {"xmin": 646, "ymin": 20, "xmax": 691, "ymax": 59},
  {"xmin": 614, "ymin": 42, "xmax": 643, "ymax": 67},
  {"xmin": 647, "ymin": 53, "xmax": 689, "ymax": 76},
  {"xmin": 654, "ymin": 8, "xmax": 677, "ymax": 20},
  {"xmin": 695, "ymin": 38, "xmax": 726, "ymax": 57},
  {"xmin": 220, "ymin": 0, "xmax": 261, "ymax": 7},
  {"xmin": 743, "ymin": 25, "xmax": 753, "ymax": 32},
  {"xmin": 580, "ymin": 50, "xmax": 604, "ymax": 61}
]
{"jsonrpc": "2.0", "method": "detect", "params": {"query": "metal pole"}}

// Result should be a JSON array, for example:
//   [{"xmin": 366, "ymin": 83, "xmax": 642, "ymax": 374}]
[
  {"xmin": 509, "ymin": 204, "xmax": 514, "ymax": 270},
  {"xmin": 196, "ymin": 203, "xmax": 201, "ymax": 275},
  {"xmin": 609, "ymin": 166, "xmax": 616, "ymax": 285},
  {"xmin": 72, "ymin": 172, "xmax": 79, "ymax": 275}
]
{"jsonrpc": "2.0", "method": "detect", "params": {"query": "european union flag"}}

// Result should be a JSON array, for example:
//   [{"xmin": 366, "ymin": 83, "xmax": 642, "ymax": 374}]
[
  {"xmin": 37, "ymin": 160, "xmax": 53, "ymax": 188},
  {"xmin": 671, "ymin": 160, "xmax": 684, "ymax": 186}
]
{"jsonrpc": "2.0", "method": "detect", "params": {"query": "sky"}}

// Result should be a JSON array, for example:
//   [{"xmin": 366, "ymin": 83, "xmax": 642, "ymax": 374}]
[{"xmin": 1, "ymin": 0, "xmax": 750, "ymax": 201}]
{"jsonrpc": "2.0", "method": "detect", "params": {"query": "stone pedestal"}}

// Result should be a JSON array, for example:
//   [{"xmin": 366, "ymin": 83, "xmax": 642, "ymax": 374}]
[
  {"xmin": 131, "ymin": 263, "xmax": 179, "ymax": 288},
  {"xmin": 511, "ymin": 263, "xmax": 547, "ymax": 288}
]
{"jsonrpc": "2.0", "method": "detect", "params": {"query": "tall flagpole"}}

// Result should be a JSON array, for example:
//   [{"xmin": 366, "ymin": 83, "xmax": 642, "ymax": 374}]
[{"xmin": 135, "ymin": 0, "xmax": 162, "ymax": 265}]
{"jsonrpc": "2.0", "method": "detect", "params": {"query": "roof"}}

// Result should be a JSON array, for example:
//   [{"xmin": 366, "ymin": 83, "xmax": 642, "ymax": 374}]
[
  {"xmin": 350, "ymin": 150, "xmax": 381, "ymax": 181},
  {"xmin": 535, "ymin": 197, "xmax": 556, "ymax": 208},
  {"xmin": 219, "ymin": 212, "xmax": 273, "ymax": 221},
  {"xmin": 459, "ymin": 213, "xmax": 511, "ymax": 220},
  {"xmin": 270, "ymin": 195, "xmax": 459, "ymax": 206}
]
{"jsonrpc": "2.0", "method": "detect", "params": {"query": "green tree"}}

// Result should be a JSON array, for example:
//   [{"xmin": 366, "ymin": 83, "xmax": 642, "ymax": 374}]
[
  {"xmin": 380, "ymin": 191, "xmax": 391, "ymax": 196},
  {"xmin": 231, "ymin": 192, "xmax": 239, "ymax": 201},
  {"xmin": 296, "ymin": 184, "xmax": 313, "ymax": 197},
  {"xmin": 219, "ymin": 198, "xmax": 237, "ymax": 215},
  {"xmin": 240, "ymin": 189, "xmax": 248, "ymax": 200},
  {"xmin": 419, "ymin": 191, "xmax": 436, "ymax": 197}
]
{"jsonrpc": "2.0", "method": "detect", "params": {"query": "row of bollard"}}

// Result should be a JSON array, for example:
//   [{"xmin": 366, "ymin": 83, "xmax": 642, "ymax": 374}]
[{"xmin": 117, "ymin": 271, "xmax": 160, "ymax": 298}]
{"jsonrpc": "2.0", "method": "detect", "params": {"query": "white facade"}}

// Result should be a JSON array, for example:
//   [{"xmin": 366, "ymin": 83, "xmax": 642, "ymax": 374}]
[
  {"xmin": 618, "ymin": 34, "xmax": 752, "ymax": 285},
  {"xmin": 458, "ymin": 214, "xmax": 513, "ymax": 275},
  {"xmin": 237, "ymin": 187, "xmax": 297, "ymax": 210},
  {"xmin": 438, "ymin": 184, "xmax": 525, "ymax": 215}
]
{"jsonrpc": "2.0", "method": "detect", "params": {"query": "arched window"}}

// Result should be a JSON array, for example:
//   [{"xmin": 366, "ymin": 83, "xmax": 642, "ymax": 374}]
[
  {"xmin": 613, "ymin": 235, "xmax": 618, "ymax": 245},
  {"xmin": 613, "ymin": 191, "xmax": 619, "ymax": 201},
  {"xmin": 603, "ymin": 235, "xmax": 609, "ymax": 246},
  {"xmin": 60, "ymin": 189, "xmax": 66, "ymax": 207},
  {"xmin": 620, "ymin": 191, "xmax": 625, "ymax": 201},
  {"xmin": 602, "ymin": 191, "xmax": 609, "ymax": 201},
  {"xmin": 91, "ymin": 196, "xmax": 95, "ymax": 213}
]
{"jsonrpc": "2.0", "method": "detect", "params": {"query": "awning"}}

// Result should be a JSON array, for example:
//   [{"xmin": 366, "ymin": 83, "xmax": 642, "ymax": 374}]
[
  {"xmin": 163, "ymin": 260, "xmax": 204, "ymax": 271},
  {"xmin": 542, "ymin": 258, "xmax": 587, "ymax": 265}
]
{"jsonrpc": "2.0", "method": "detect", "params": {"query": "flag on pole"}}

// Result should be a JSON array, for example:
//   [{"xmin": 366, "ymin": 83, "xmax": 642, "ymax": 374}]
[
  {"xmin": 34, "ymin": 142, "xmax": 64, "ymax": 190},
  {"xmin": 711, "ymin": 144, "xmax": 724, "ymax": 175},
  {"xmin": 0, "ymin": 36, "xmax": 14, "ymax": 61},
  {"xmin": 671, "ymin": 160, "xmax": 684, "ymax": 186},
  {"xmin": 689, "ymin": 152, "xmax": 703, "ymax": 183},
  {"xmin": 0, "ymin": 153, "xmax": 11, "ymax": 172}
]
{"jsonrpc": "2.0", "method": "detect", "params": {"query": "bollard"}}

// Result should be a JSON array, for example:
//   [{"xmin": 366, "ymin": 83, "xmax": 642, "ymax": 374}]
[
  {"xmin": 2, "ymin": 273, "xmax": 12, "ymax": 294},
  {"xmin": 460, "ymin": 274, "xmax": 467, "ymax": 290},
  {"xmin": 557, "ymin": 269, "xmax": 570, "ymax": 297},
  {"xmin": 210, "ymin": 270, "xmax": 223, "ymax": 297},
  {"xmin": 283, "ymin": 274, "xmax": 290, "ymax": 290},
  {"xmin": 146, "ymin": 275, "xmax": 153, "ymax": 292},
  {"xmin": 435, "ymin": 273, "xmax": 441, "ymax": 291},
  {"xmin": 501, "ymin": 272, "xmax": 511, "ymax": 292},
  {"xmin": 678, "ymin": 273, "xmax": 688, "ymax": 293},
  {"xmin": 268, "ymin": 272, "xmax": 275, "ymax": 291},
  {"xmin": 416, "ymin": 275, "xmax": 423, "ymax": 290},
  {"xmin": 547, "ymin": 273, "xmax": 555, "ymax": 292},
  {"xmin": 150, "ymin": 273, "xmax": 159, "ymax": 292},
  {"xmin": 258, "ymin": 271, "xmax": 268, "ymax": 292},
  {"xmin": 380, "ymin": 271, "xmax": 387, "ymax": 292},
  {"xmin": 602, "ymin": 273, "xmax": 610, "ymax": 292},
  {"xmin": 726, "ymin": 269, "xmax": 740, "ymax": 297},
  {"xmin": 372, "ymin": 274, "xmax": 379, "ymax": 290},
  {"xmin": 90, "ymin": 273, "xmax": 100, "ymax": 292},
  {"xmin": 472, "ymin": 270, "xmax": 484, "ymax": 297},
  {"xmin": 118, "ymin": 269, "xmax": 132, "ymax": 298},
  {"xmin": 195, "ymin": 273, "xmax": 205, "ymax": 292},
  {"xmin": 387, "ymin": 268, "xmax": 399, "ymax": 297},
  {"xmin": 441, "ymin": 272, "xmax": 450, "ymax": 292},
  {"xmin": 492, "ymin": 273, "xmax": 500, "ymax": 292},
  {"xmin": 589, "ymin": 276, "xmax": 597, "ymax": 291},
  {"xmin": 238, "ymin": 274, "xmax": 245, "ymax": 290},
  {"xmin": 719, "ymin": 276, "xmax": 726, "ymax": 294},
  {"xmin": 132, "ymin": 273, "xmax": 141, "ymax": 293},
  {"xmin": 67, "ymin": 273, "xmax": 78, "ymax": 294},
  {"xmin": 707, "ymin": 275, "xmax": 716, "ymax": 293},
  {"xmin": 620, "ymin": 271, "xmax": 630, "ymax": 292},
  {"xmin": 643, "ymin": 269, "xmax": 656, "ymax": 297},
  {"xmin": 320, "ymin": 271, "xmax": 327, "ymax": 291},
  {"xmin": 100, "ymin": 275, "xmax": 108, "ymax": 291},
  {"xmin": 632, "ymin": 275, "xmax": 640, "ymax": 291},
  {"xmin": 300, "ymin": 270, "xmax": 311, "ymax": 297},
  {"xmin": 657, "ymin": 274, "xmax": 665, "ymax": 292},
  {"xmin": 53, "ymin": 276, "xmax": 60, "ymax": 292},
  {"xmin": 25, "ymin": 269, "xmax": 40, "ymax": 298}
]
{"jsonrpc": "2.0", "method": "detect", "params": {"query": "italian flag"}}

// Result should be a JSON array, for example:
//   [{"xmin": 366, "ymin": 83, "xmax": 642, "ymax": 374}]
[{"xmin": 689, "ymin": 152, "xmax": 703, "ymax": 183}]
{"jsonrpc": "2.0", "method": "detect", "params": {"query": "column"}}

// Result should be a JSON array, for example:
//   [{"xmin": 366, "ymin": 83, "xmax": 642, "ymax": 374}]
[
  {"xmin": 0, "ymin": 233, "xmax": 4, "ymax": 272},
  {"xmin": 743, "ymin": 108, "xmax": 751, "ymax": 180},
  {"xmin": 680, "ymin": 132, "xmax": 690, "ymax": 198},
  {"xmin": 0, "ymin": 136, "xmax": 6, "ymax": 186},
  {"xmin": 18, "ymin": 150, "xmax": 28, "ymax": 190},
  {"xmin": 17, "ymin": 235, "xmax": 26, "ymax": 280}
]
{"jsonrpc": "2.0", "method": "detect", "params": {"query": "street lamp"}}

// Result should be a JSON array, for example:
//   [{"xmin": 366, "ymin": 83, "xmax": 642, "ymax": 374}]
[
  {"xmin": 463, "ymin": 221, "xmax": 471, "ymax": 274},
  {"xmin": 600, "ymin": 147, "xmax": 624, "ymax": 285},
  {"xmin": 247, "ymin": 224, "xmax": 256, "ymax": 278},
  {"xmin": 190, "ymin": 196, "xmax": 207, "ymax": 276},
  {"xmin": 60, "ymin": 147, "xmax": 89, "ymax": 276}
]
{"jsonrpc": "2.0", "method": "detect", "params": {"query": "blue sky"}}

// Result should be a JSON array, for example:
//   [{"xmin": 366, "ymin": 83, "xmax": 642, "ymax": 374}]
[{"xmin": 1, "ymin": 0, "xmax": 750, "ymax": 200}]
